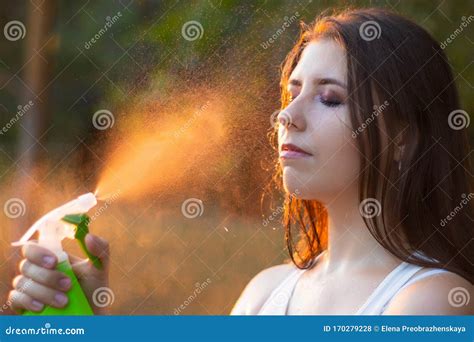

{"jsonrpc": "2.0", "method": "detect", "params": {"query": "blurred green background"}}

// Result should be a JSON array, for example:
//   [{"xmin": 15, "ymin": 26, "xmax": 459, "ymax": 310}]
[{"xmin": 0, "ymin": 0, "xmax": 472, "ymax": 314}]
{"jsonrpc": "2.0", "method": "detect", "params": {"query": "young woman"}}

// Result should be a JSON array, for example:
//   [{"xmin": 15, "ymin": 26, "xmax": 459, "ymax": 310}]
[{"xmin": 9, "ymin": 8, "xmax": 474, "ymax": 315}]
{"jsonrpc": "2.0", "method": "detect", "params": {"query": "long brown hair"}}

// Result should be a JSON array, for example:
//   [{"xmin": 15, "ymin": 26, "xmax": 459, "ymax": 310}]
[{"xmin": 272, "ymin": 7, "xmax": 474, "ymax": 283}]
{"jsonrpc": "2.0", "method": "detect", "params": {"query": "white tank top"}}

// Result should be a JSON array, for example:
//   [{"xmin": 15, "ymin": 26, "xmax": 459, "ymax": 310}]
[{"xmin": 257, "ymin": 252, "xmax": 451, "ymax": 315}]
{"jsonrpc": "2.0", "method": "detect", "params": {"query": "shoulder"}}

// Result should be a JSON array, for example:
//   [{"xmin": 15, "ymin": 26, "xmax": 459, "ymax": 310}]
[
  {"xmin": 383, "ymin": 268, "xmax": 473, "ymax": 315},
  {"xmin": 230, "ymin": 262, "xmax": 296, "ymax": 315}
]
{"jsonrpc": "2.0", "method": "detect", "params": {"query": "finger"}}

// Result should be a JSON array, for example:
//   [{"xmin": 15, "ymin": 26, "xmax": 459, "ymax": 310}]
[
  {"xmin": 85, "ymin": 234, "xmax": 110, "ymax": 268},
  {"xmin": 21, "ymin": 242, "xmax": 57, "ymax": 269},
  {"xmin": 19, "ymin": 260, "xmax": 71, "ymax": 291},
  {"xmin": 71, "ymin": 258, "xmax": 93, "ymax": 279},
  {"xmin": 8, "ymin": 289, "xmax": 44, "ymax": 313},
  {"xmin": 68, "ymin": 253, "xmax": 84, "ymax": 264},
  {"xmin": 68, "ymin": 256, "xmax": 95, "ymax": 279},
  {"xmin": 14, "ymin": 276, "xmax": 68, "ymax": 309}
]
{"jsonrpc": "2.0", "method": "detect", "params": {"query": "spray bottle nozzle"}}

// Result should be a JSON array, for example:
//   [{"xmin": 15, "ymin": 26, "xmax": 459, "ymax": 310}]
[
  {"xmin": 62, "ymin": 214, "xmax": 103, "ymax": 270},
  {"xmin": 11, "ymin": 192, "xmax": 100, "ymax": 268}
]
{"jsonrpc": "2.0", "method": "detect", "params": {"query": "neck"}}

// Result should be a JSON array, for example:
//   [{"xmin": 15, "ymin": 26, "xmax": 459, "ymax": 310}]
[{"xmin": 322, "ymin": 187, "xmax": 400, "ymax": 274}]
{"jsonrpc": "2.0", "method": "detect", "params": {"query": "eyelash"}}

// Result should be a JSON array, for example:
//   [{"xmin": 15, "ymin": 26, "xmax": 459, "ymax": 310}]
[
  {"xmin": 288, "ymin": 93, "xmax": 343, "ymax": 108},
  {"xmin": 319, "ymin": 95, "xmax": 342, "ymax": 107}
]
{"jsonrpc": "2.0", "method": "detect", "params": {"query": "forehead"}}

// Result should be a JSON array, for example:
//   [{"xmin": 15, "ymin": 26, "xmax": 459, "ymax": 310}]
[{"xmin": 290, "ymin": 39, "xmax": 347, "ymax": 84}]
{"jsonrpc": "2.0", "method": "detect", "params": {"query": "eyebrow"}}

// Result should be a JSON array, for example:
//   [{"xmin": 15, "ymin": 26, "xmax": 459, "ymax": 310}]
[{"xmin": 289, "ymin": 77, "xmax": 347, "ymax": 89}]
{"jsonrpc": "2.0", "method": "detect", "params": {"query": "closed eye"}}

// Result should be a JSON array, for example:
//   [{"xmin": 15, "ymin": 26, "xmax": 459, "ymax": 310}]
[{"xmin": 318, "ymin": 94, "xmax": 343, "ymax": 107}]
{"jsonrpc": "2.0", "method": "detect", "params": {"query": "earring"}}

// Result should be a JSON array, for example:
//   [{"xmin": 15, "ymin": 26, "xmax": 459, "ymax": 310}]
[{"xmin": 398, "ymin": 145, "xmax": 405, "ymax": 171}]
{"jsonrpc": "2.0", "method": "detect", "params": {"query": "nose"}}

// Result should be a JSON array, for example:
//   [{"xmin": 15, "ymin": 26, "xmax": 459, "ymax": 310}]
[
  {"xmin": 278, "ymin": 109, "xmax": 293, "ymax": 127},
  {"xmin": 278, "ymin": 100, "xmax": 307, "ymax": 131}
]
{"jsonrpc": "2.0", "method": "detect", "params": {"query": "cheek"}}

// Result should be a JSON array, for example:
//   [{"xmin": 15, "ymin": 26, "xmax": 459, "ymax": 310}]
[
  {"xmin": 282, "ymin": 109, "xmax": 361, "ymax": 201},
  {"xmin": 309, "ymin": 113, "xmax": 360, "ymax": 196}
]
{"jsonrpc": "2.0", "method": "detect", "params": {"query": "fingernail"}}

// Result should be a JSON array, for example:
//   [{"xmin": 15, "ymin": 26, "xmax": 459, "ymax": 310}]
[
  {"xmin": 58, "ymin": 277, "xmax": 71, "ymax": 290},
  {"xmin": 54, "ymin": 293, "xmax": 68, "ymax": 306},
  {"xmin": 85, "ymin": 234, "xmax": 95, "ymax": 245},
  {"xmin": 31, "ymin": 300, "xmax": 44, "ymax": 311},
  {"xmin": 42, "ymin": 256, "xmax": 55, "ymax": 268}
]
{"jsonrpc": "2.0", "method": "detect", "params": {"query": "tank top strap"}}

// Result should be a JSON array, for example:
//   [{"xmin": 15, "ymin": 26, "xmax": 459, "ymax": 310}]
[
  {"xmin": 257, "ymin": 267, "xmax": 306, "ymax": 315},
  {"xmin": 257, "ymin": 252, "xmax": 326, "ymax": 315},
  {"xmin": 379, "ymin": 268, "xmax": 452, "ymax": 311},
  {"xmin": 398, "ymin": 268, "xmax": 451, "ymax": 291},
  {"xmin": 356, "ymin": 261, "xmax": 423, "ymax": 315}
]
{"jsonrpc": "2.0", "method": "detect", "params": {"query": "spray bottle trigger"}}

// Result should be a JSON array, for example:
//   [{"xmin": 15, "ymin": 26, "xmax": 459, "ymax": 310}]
[{"xmin": 62, "ymin": 214, "xmax": 103, "ymax": 270}]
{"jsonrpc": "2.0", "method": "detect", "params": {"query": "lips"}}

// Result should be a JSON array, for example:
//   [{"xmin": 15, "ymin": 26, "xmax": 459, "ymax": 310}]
[{"xmin": 280, "ymin": 143, "xmax": 313, "ymax": 159}]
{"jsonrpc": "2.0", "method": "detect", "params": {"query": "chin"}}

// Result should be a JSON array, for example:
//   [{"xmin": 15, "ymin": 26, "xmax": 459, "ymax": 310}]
[
  {"xmin": 282, "ymin": 170, "xmax": 331, "ymax": 202},
  {"xmin": 282, "ymin": 172, "xmax": 312, "ymax": 199}
]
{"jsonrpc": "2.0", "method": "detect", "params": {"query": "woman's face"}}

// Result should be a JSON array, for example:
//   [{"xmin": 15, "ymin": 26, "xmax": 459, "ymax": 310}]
[{"xmin": 278, "ymin": 39, "xmax": 361, "ymax": 203}]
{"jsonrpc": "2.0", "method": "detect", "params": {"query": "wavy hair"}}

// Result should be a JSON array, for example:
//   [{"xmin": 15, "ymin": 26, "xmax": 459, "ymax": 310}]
[{"xmin": 270, "ymin": 8, "xmax": 474, "ymax": 283}]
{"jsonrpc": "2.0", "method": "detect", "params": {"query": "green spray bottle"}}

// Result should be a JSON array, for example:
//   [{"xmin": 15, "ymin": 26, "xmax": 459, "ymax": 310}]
[{"xmin": 11, "ymin": 193, "xmax": 101, "ymax": 315}]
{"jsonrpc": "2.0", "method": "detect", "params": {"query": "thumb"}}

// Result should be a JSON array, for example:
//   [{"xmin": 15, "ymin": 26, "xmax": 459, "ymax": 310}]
[{"xmin": 85, "ymin": 234, "xmax": 110, "ymax": 270}]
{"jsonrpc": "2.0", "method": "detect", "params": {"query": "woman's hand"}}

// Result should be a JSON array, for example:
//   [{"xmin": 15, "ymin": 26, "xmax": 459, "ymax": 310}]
[{"xmin": 8, "ymin": 234, "xmax": 110, "ymax": 315}]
